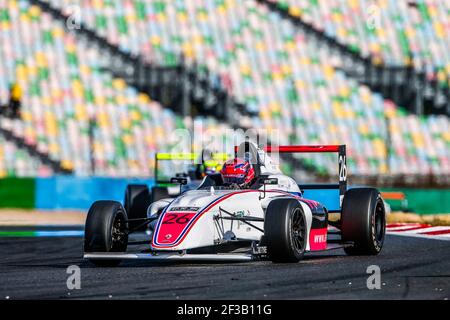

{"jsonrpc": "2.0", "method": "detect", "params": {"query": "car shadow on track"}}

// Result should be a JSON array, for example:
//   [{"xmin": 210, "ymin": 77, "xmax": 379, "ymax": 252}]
[{"xmin": 2, "ymin": 250, "xmax": 348, "ymax": 269}]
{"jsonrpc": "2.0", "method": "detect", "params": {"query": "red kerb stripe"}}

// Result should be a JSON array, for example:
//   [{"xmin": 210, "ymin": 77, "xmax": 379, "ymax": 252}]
[
  {"xmin": 387, "ymin": 223, "xmax": 430, "ymax": 228},
  {"xmin": 390, "ymin": 226, "xmax": 432, "ymax": 232},
  {"xmin": 420, "ymin": 229, "xmax": 450, "ymax": 236}
]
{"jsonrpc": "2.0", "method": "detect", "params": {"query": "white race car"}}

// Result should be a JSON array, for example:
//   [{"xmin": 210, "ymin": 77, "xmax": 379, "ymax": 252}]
[{"xmin": 83, "ymin": 142, "xmax": 386, "ymax": 266}]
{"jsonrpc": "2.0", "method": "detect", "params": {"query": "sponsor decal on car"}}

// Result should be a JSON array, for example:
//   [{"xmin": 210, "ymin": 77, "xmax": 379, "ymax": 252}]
[
  {"xmin": 170, "ymin": 206, "xmax": 200, "ymax": 212},
  {"xmin": 233, "ymin": 209, "xmax": 250, "ymax": 229},
  {"xmin": 156, "ymin": 211, "xmax": 198, "ymax": 244},
  {"xmin": 309, "ymin": 227, "xmax": 327, "ymax": 250}
]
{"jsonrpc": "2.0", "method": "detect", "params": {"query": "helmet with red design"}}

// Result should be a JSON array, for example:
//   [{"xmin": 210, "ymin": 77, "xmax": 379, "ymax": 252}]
[{"xmin": 220, "ymin": 158, "xmax": 256, "ymax": 188}]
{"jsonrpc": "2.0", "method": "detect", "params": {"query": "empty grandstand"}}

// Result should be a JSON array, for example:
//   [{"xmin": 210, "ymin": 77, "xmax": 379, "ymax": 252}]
[
  {"xmin": 0, "ymin": 0, "xmax": 449, "ymax": 185},
  {"xmin": 267, "ymin": 0, "xmax": 450, "ymax": 82},
  {"xmin": 0, "ymin": 0, "xmax": 239, "ymax": 177},
  {"xmin": 261, "ymin": 0, "xmax": 450, "ymax": 116}
]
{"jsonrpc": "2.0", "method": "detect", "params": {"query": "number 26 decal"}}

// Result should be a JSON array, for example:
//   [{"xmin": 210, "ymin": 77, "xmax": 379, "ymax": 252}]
[
  {"xmin": 339, "ymin": 155, "xmax": 347, "ymax": 182},
  {"xmin": 163, "ymin": 214, "xmax": 191, "ymax": 224}
]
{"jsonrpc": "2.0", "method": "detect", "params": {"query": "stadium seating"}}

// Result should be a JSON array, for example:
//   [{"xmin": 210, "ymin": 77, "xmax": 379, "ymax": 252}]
[
  {"xmin": 266, "ymin": 0, "xmax": 450, "ymax": 88},
  {"xmin": 0, "ymin": 0, "xmax": 237, "ymax": 177},
  {"xmin": 1, "ymin": 0, "xmax": 449, "ymax": 177},
  {"xmin": 39, "ymin": 0, "xmax": 450, "ymax": 176},
  {"xmin": 0, "ymin": 135, "xmax": 49, "ymax": 177}
]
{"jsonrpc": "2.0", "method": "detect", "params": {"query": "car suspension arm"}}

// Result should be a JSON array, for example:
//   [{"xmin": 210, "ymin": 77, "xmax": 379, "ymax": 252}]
[
  {"xmin": 218, "ymin": 207, "xmax": 264, "ymax": 233},
  {"xmin": 127, "ymin": 217, "xmax": 158, "ymax": 234}
]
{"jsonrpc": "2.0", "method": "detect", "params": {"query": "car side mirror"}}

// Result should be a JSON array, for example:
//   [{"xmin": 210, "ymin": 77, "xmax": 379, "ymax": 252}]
[
  {"xmin": 175, "ymin": 172, "xmax": 188, "ymax": 178},
  {"xmin": 259, "ymin": 177, "xmax": 278, "ymax": 200},
  {"xmin": 170, "ymin": 177, "xmax": 188, "ymax": 185}
]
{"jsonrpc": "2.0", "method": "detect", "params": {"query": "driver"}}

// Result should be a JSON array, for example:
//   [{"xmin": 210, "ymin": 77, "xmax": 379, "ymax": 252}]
[{"xmin": 220, "ymin": 158, "xmax": 256, "ymax": 189}]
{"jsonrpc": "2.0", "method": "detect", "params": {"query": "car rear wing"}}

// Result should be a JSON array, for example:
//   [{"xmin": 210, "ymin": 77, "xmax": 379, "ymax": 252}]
[{"xmin": 233, "ymin": 144, "xmax": 347, "ymax": 211}]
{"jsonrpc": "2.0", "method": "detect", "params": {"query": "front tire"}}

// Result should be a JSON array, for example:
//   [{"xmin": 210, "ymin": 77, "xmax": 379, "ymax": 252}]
[
  {"xmin": 84, "ymin": 201, "xmax": 128, "ymax": 267},
  {"xmin": 341, "ymin": 188, "xmax": 386, "ymax": 255},
  {"xmin": 264, "ymin": 199, "xmax": 307, "ymax": 263}
]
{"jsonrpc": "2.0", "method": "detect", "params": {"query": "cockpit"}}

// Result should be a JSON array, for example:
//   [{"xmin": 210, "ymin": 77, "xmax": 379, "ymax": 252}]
[{"xmin": 196, "ymin": 141, "xmax": 302, "ymax": 195}]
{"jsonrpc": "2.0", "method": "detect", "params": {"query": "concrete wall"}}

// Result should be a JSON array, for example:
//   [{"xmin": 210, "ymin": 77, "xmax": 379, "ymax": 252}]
[{"xmin": 0, "ymin": 177, "xmax": 154, "ymax": 210}]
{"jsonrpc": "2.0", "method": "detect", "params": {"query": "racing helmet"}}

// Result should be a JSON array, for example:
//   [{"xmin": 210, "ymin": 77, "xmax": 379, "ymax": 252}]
[{"xmin": 220, "ymin": 158, "xmax": 255, "ymax": 188}]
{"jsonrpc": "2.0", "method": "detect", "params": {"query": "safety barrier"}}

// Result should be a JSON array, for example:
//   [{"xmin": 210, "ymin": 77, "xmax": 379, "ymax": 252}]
[
  {"xmin": 0, "ymin": 177, "xmax": 154, "ymax": 210},
  {"xmin": 381, "ymin": 188, "xmax": 450, "ymax": 214},
  {"xmin": 0, "ymin": 178, "xmax": 448, "ymax": 213},
  {"xmin": 0, "ymin": 178, "xmax": 35, "ymax": 209}
]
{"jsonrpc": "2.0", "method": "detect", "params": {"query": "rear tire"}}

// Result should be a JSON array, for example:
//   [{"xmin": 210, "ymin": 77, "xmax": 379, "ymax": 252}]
[
  {"xmin": 124, "ymin": 184, "xmax": 150, "ymax": 231},
  {"xmin": 264, "ymin": 199, "xmax": 307, "ymax": 263},
  {"xmin": 84, "ymin": 201, "xmax": 128, "ymax": 267},
  {"xmin": 341, "ymin": 188, "xmax": 386, "ymax": 255}
]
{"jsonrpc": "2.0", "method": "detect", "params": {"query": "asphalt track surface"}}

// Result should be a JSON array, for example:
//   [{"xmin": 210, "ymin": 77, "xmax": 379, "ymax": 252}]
[{"xmin": 1, "ymin": 233, "xmax": 449, "ymax": 299}]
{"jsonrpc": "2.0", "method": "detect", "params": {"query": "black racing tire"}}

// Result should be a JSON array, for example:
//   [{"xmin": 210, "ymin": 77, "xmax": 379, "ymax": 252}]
[
  {"xmin": 84, "ymin": 201, "xmax": 128, "ymax": 267},
  {"xmin": 341, "ymin": 188, "xmax": 386, "ymax": 255},
  {"xmin": 124, "ymin": 184, "xmax": 150, "ymax": 231},
  {"xmin": 151, "ymin": 186, "xmax": 171, "ymax": 203},
  {"xmin": 264, "ymin": 199, "xmax": 307, "ymax": 263}
]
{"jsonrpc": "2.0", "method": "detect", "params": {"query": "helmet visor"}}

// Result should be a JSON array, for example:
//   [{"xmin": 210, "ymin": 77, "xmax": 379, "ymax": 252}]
[{"xmin": 222, "ymin": 174, "xmax": 246, "ymax": 185}]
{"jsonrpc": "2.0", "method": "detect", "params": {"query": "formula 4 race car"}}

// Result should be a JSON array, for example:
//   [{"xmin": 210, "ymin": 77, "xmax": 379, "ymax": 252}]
[{"xmin": 83, "ymin": 142, "xmax": 386, "ymax": 266}]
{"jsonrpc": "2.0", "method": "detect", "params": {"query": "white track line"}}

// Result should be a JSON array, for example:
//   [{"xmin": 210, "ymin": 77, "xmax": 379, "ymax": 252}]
[{"xmin": 404, "ymin": 226, "xmax": 450, "ymax": 234}]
